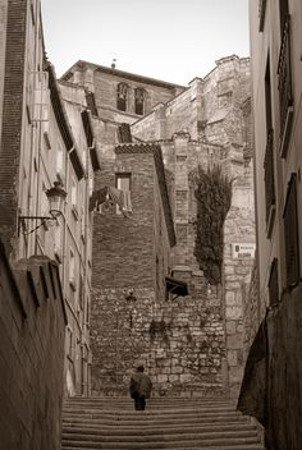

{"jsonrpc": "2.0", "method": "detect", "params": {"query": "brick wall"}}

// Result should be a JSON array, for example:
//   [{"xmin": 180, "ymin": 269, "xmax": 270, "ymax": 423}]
[
  {"xmin": 92, "ymin": 152, "xmax": 156, "ymax": 289},
  {"xmin": 0, "ymin": 240, "xmax": 66, "ymax": 450},
  {"xmin": 0, "ymin": 0, "xmax": 27, "ymax": 255},
  {"xmin": 90, "ymin": 145, "xmax": 173, "ymax": 394},
  {"xmin": 0, "ymin": 0, "xmax": 8, "ymax": 139}
]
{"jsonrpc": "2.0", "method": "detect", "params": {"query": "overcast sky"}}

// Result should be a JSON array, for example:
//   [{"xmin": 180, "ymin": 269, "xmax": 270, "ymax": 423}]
[{"xmin": 41, "ymin": 0, "xmax": 250, "ymax": 86}]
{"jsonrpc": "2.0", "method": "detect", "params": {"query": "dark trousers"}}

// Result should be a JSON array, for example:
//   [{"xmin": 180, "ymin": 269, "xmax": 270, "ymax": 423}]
[{"xmin": 134, "ymin": 395, "xmax": 146, "ymax": 411}]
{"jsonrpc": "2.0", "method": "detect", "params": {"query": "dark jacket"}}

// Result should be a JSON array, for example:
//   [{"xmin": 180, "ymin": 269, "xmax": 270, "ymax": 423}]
[{"xmin": 129, "ymin": 372, "xmax": 152, "ymax": 399}]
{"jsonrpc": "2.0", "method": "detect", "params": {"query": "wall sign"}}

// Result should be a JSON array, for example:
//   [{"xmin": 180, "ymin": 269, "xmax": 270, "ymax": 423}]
[{"xmin": 232, "ymin": 243, "xmax": 256, "ymax": 259}]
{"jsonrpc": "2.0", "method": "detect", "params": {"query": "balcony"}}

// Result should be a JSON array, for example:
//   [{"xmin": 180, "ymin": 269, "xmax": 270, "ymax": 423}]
[
  {"xmin": 278, "ymin": 15, "xmax": 294, "ymax": 157},
  {"xmin": 264, "ymin": 129, "xmax": 276, "ymax": 237}
]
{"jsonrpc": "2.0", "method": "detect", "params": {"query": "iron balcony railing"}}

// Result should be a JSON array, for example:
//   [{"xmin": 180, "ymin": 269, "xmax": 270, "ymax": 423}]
[
  {"xmin": 264, "ymin": 129, "xmax": 275, "ymax": 225},
  {"xmin": 278, "ymin": 15, "xmax": 293, "ymax": 156}
]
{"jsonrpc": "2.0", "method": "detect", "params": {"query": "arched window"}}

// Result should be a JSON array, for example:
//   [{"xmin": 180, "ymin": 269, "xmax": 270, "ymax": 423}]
[
  {"xmin": 117, "ymin": 83, "xmax": 128, "ymax": 111},
  {"xmin": 135, "ymin": 88, "xmax": 145, "ymax": 115}
]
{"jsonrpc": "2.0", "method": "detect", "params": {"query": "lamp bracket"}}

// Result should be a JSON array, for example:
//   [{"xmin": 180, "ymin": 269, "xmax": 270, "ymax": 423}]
[{"xmin": 18, "ymin": 215, "xmax": 57, "ymax": 237}]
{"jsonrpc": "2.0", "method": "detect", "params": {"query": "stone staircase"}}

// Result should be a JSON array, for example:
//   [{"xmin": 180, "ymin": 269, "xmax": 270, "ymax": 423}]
[{"xmin": 61, "ymin": 397, "xmax": 265, "ymax": 450}]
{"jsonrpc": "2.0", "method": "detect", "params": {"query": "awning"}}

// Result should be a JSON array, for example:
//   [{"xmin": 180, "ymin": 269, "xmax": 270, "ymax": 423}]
[{"xmin": 165, "ymin": 276, "xmax": 189, "ymax": 300}]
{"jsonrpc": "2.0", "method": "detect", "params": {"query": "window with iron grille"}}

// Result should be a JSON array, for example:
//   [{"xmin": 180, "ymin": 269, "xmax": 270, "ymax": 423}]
[
  {"xmin": 135, "ymin": 88, "xmax": 145, "ymax": 115},
  {"xmin": 283, "ymin": 173, "xmax": 300, "ymax": 288},
  {"xmin": 117, "ymin": 83, "xmax": 128, "ymax": 112},
  {"xmin": 278, "ymin": 13, "xmax": 293, "ymax": 156},
  {"xmin": 258, "ymin": 0, "xmax": 267, "ymax": 32},
  {"xmin": 268, "ymin": 258, "xmax": 279, "ymax": 306}
]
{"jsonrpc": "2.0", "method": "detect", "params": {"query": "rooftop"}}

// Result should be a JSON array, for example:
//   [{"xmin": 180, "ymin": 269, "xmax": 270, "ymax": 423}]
[{"xmin": 61, "ymin": 60, "xmax": 186, "ymax": 91}]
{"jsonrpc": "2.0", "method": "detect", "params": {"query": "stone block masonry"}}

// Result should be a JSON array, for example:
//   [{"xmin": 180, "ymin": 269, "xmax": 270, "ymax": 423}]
[{"xmin": 90, "ymin": 281, "xmax": 226, "ymax": 397}]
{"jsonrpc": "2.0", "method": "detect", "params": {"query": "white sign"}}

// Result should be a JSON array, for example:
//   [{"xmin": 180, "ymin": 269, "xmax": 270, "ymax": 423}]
[{"xmin": 232, "ymin": 243, "xmax": 256, "ymax": 259}]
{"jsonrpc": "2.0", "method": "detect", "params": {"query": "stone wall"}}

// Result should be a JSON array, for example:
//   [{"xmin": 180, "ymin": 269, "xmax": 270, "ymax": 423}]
[
  {"xmin": 242, "ymin": 263, "xmax": 260, "ymax": 359},
  {"xmin": 90, "ymin": 279, "xmax": 226, "ymax": 397},
  {"xmin": 90, "ymin": 287, "xmax": 154, "ymax": 395},
  {"xmin": 223, "ymin": 166, "xmax": 256, "ymax": 398},
  {"xmin": 0, "ymin": 240, "xmax": 66, "ymax": 450},
  {"xmin": 149, "ymin": 268, "xmax": 226, "ymax": 397}
]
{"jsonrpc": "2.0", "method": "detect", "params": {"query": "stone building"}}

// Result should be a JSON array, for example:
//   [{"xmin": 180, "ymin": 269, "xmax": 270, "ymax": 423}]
[
  {"xmin": 62, "ymin": 54, "xmax": 255, "ymax": 398},
  {"xmin": 132, "ymin": 55, "xmax": 255, "ymax": 398},
  {"xmin": 89, "ymin": 142, "xmax": 178, "ymax": 394},
  {"xmin": 0, "ymin": 0, "xmax": 99, "ymax": 445},
  {"xmin": 61, "ymin": 60, "xmax": 185, "ymax": 125},
  {"xmin": 238, "ymin": 0, "xmax": 302, "ymax": 448}
]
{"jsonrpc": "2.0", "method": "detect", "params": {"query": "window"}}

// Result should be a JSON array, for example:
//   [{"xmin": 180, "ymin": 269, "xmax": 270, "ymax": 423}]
[
  {"xmin": 69, "ymin": 249, "xmax": 75, "ymax": 284},
  {"xmin": 283, "ymin": 173, "xmax": 300, "ymax": 288},
  {"xmin": 156, "ymin": 255, "xmax": 160, "ymax": 296},
  {"xmin": 117, "ymin": 123, "xmax": 132, "ymax": 143},
  {"xmin": 135, "ymin": 88, "xmax": 145, "ymax": 115},
  {"xmin": 279, "ymin": 0, "xmax": 289, "ymax": 32},
  {"xmin": 85, "ymin": 91, "xmax": 98, "ymax": 117},
  {"xmin": 278, "ymin": 2, "xmax": 293, "ymax": 157},
  {"xmin": 71, "ymin": 178, "xmax": 77, "ymax": 206},
  {"xmin": 56, "ymin": 141, "xmax": 64, "ymax": 180},
  {"xmin": 258, "ymin": 0, "xmax": 267, "ymax": 32},
  {"xmin": 117, "ymin": 83, "xmax": 128, "ymax": 112},
  {"xmin": 268, "ymin": 258, "xmax": 279, "ymax": 306},
  {"xmin": 115, "ymin": 173, "xmax": 132, "ymax": 214},
  {"xmin": 263, "ymin": 58, "xmax": 276, "ymax": 235}
]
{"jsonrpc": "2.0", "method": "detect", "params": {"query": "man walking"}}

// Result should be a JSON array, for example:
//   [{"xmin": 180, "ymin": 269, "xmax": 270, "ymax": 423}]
[{"xmin": 129, "ymin": 363, "xmax": 152, "ymax": 411}]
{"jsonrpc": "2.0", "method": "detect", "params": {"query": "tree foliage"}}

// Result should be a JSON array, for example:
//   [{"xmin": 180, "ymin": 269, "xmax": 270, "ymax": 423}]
[{"xmin": 194, "ymin": 165, "xmax": 232, "ymax": 285}]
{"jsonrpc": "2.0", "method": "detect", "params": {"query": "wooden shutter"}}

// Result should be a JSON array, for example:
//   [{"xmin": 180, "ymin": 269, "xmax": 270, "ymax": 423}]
[{"xmin": 283, "ymin": 173, "xmax": 300, "ymax": 287}]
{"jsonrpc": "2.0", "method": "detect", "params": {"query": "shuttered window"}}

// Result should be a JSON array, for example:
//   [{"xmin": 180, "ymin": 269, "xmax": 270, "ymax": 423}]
[
  {"xmin": 268, "ymin": 258, "xmax": 279, "ymax": 306},
  {"xmin": 278, "ymin": 12, "xmax": 293, "ymax": 157},
  {"xmin": 283, "ymin": 173, "xmax": 300, "ymax": 287},
  {"xmin": 263, "ymin": 58, "xmax": 275, "ymax": 234},
  {"xmin": 258, "ymin": 0, "xmax": 267, "ymax": 32}
]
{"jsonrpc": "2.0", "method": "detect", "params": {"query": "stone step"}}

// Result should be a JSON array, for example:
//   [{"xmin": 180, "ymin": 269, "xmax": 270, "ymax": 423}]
[
  {"xmin": 61, "ymin": 397, "xmax": 264, "ymax": 450},
  {"xmin": 63, "ymin": 405, "xmax": 240, "ymax": 415},
  {"xmin": 65, "ymin": 397, "xmax": 231, "ymax": 408},
  {"xmin": 63, "ymin": 447, "xmax": 263, "ymax": 450},
  {"xmin": 61, "ymin": 436, "xmax": 261, "ymax": 449},
  {"xmin": 63, "ymin": 422, "xmax": 255, "ymax": 434},
  {"xmin": 63, "ymin": 411, "xmax": 246, "ymax": 423},
  {"xmin": 64, "ymin": 404, "xmax": 234, "ymax": 412},
  {"xmin": 63, "ymin": 427, "xmax": 257, "ymax": 439}
]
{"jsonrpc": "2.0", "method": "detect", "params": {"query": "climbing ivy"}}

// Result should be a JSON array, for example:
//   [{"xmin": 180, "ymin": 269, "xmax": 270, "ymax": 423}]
[{"xmin": 194, "ymin": 165, "xmax": 232, "ymax": 285}]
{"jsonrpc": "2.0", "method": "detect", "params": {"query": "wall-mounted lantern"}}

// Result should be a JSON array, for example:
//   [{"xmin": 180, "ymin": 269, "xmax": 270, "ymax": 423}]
[{"xmin": 18, "ymin": 181, "xmax": 67, "ymax": 236}]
